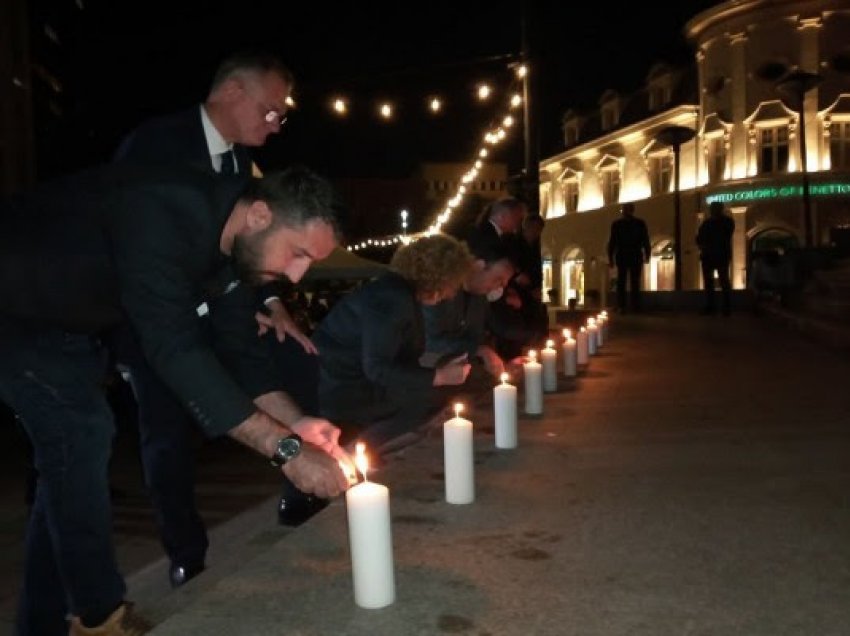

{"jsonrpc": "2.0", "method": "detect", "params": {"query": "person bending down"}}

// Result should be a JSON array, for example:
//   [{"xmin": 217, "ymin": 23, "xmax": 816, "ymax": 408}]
[{"xmin": 313, "ymin": 235, "xmax": 473, "ymax": 454}]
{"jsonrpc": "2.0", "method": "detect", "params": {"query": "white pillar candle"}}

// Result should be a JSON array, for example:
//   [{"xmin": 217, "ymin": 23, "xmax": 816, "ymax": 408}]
[
  {"xmin": 576, "ymin": 327, "xmax": 589, "ymax": 366},
  {"xmin": 541, "ymin": 339, "xmax": 558, "ymax": 392},
  {"xmin": 444, "ymin": 403, "xmax": 475, "ymax": 504},
  {"xmin": 561, "ymin": 329, "xmax": 577, "ymax": 377},
  {"xmin": 587, "ymin": 318, "xmax": 599, "ymax": 356},
  {"xmin": 493, "ymin": 373, "xmax": 517, "ymax": 449},
  {"xmin": 523, "ymin": 350, "xmax": 543, "ymax": 415},
  {"xmin": 345, "ymin": 444, "xmax": 395, "ymax": 609},
  {"xmin": 600, "ymin": 311, "xmax": 610, "ymax": 341},
  {"xmin": 595, "ymin": 315, "xmax": 605, "ymax": 347}
]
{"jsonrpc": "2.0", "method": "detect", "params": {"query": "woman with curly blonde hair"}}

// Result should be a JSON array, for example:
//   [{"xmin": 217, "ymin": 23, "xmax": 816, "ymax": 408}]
[{"xmin": 312, "ymin": 234, "xmax": 473, "ymax": 453}]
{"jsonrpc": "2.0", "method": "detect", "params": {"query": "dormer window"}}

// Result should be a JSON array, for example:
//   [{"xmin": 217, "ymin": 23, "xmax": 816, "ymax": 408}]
[
  {"xmin": 648, "ymin": 83, "xmax": 672, "ymax": 111},
  {"xmin": 561, "ymin": 110, "xmax": 582, "ymax": 148},
  {"xmin": 565, "ymin": 124, "xmax": 579, "ymax": 147},
  {"xmin": 599, "ymin": 91, "xmax": 620, "ymax": 131},
  {"xmin": 646, "ymin": 64, "xmax": 673, "ymax": 112}
]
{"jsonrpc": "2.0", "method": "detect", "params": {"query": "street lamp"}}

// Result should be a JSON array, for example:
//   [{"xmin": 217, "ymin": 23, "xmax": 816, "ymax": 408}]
[
  {"xmin": 776, "ymin": 69, "xmax": 823, "ymax": 248},
  {"xmin": 655, "ymin": 125, "xmax": 696, "ymax": 292},
  {"xmin": 400, "ymin": 209, "xmax": 409, "ymax": 235}
]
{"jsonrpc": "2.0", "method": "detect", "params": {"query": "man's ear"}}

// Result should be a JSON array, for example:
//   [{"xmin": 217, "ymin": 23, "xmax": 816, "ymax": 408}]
[
  {"xmin": 218, "ymin": 76, "xmax": 244, "ymax": 102},
  {"xmin": 245, "ymin": 201, "xmax": 273, "ymax": 233}
]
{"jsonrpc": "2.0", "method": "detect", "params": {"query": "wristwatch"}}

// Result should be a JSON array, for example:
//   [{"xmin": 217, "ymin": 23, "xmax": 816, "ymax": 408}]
[{"xmin": 270, "ymin": 433, "xmax": 303, "ymax": 468}]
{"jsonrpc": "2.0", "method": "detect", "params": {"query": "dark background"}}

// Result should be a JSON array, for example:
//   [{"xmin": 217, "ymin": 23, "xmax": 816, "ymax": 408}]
[{"xmin": 30, "ymin": 0, "xmax": 720, "ymax": 181}]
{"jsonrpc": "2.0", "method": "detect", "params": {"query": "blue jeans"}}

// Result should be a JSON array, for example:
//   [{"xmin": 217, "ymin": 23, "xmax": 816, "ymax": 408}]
[{"xmin": 0, "ymin": 330, "xmax": 125, "ymax": 635}]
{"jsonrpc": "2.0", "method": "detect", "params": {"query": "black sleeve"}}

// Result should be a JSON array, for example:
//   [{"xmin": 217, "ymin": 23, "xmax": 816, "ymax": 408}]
[
  {"xmin": 207, "ymin": 282, "xmax": 282, "ymax": 400},
  {"xmin": 360, "ymin": 291, "xmax": 434, "ymax": 393},
  {"xmin": 109, "ymin": 188, "xmax": 259, "ymax": 437}
]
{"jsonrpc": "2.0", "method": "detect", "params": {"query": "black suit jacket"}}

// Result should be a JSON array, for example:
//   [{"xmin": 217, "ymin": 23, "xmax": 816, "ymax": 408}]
[
  {"xmin": 312, "ymin": 272, "xmax": 434, "ymax": 419},
  {"xmin": 465, "ymin": 219, "xmax": 504, "ymax": 259},
  {"xmin": 113, "ymin": 107, "xmax": 282, "ymax": 302},
  {"xmin": 607, "ymin": 216, "xmax": 651, "ymax": 266},
  {"xmin": 114, "ymin": 106, "xmax": 253, "ymax": 175},
  {"xmin": 0, "ymin": 165, "xmax": 276, "ymax": 437}
]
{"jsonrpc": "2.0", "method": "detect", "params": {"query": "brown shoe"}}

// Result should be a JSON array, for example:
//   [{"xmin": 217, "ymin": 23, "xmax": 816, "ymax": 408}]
[{"xmin": 69, "ymin": 603, "xmax": 153, "ymax": 636}]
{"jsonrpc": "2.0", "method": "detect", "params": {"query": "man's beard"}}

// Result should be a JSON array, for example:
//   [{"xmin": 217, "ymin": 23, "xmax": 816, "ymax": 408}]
[{"xmin": 231, "ymin": 231, "xmax": 286, "ymax": 286}]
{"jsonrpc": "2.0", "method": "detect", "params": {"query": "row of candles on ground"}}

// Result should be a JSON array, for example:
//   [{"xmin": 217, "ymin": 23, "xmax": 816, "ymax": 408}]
[{"xmin": 344, "ymin": 311, "xmax": 610, "ymax": 609}]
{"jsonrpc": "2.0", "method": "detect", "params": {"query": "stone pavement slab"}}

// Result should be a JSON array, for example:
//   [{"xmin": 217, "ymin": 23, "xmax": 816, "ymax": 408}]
[{"xmin": 137, "ymin": 314, "xmax": 850, "ymax": 636}]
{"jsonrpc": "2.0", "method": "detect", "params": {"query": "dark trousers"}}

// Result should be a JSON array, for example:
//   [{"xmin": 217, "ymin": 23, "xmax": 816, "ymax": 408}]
[
  {"xmin": 0, "ymin": 330, "xmax": 126, "ymax": 634},
  {"xmin": 111, "ymin": 326, "xmax": 208, "ymax": 569},
  {"xmin": 701, "ymin": 258, "xmax": 732, "ymax": 313},
  {"xmin": 616, "ymin": 260, "xmax": 644, "ymax": 312}
]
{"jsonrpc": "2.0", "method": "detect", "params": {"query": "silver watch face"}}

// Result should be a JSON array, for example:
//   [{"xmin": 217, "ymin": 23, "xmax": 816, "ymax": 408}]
[{"xmin": 277, "ymin": 436, "xmax": 301, "ymax": 462}]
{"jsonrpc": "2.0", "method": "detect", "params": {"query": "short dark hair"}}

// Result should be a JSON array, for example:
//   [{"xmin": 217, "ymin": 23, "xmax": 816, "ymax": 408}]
[
  {"xmin": 709, "ymin": 201, "xmax": 725, "ymax": 214},
  {"xmin": 467, "ymin": 240, "xmax": 518, "ymax": 271},
  {"xmin": 240, "ymin": 166, "xmax": 348, "ymax": 241},
  {"xmin": 210, "ymin": 50, "xmax": 294, "ymax": 92}
]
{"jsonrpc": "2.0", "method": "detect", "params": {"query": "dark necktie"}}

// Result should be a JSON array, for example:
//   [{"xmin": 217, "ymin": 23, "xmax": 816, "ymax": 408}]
[{"xmin": 219, "ymin": 150, "xmax": 235, "ymax": 175}]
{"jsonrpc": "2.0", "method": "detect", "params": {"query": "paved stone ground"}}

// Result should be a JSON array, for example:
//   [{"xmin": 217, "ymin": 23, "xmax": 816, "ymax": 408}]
[{"xmin": 2, "ymin": 311, "xmax": 850, "ymax": 635}]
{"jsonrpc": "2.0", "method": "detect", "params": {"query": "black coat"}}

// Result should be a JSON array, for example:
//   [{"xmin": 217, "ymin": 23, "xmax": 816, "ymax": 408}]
[
  {"xmin": 607, "ymin": 215, "xmax": 651, "ymax": 266},
  {"xmin": 0, "ymin": 165, "xmax": 275, "ymax": 436},
  {"xmin": 312, "ymin": 272, "xmax": 434, "ymax": 419},
  {"xmin": 114, "ymin": 106, "xmax": 253, "ymax": 175},
  {"xmin": 697, "ymin": 214, "xmax": 735, "ymax": 263}
]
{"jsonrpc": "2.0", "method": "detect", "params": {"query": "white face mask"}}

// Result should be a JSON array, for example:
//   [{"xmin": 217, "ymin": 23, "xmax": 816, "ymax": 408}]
[{"xmin": 486, "ymin": 287, "xmax": 504, "ymax": 302}]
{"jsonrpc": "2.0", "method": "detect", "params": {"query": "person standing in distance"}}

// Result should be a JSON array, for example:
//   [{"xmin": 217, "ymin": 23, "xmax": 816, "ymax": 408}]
[
  {"xmin": 607, "ymin": 202, "xmax": 651, "ymax": 313},
  {"xmin": 696, "ymin": 201, "xmax": 735, "ymax": 315}
]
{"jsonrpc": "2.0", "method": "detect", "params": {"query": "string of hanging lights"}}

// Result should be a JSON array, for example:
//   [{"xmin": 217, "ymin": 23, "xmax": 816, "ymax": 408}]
[{"xmin": 345, "ymin": 62, "xmax": 528, "ymax": 252}]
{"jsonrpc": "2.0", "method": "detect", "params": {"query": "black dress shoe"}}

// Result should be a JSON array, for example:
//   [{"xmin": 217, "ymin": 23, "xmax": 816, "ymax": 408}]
[
  {"xmin": 169, "ymin": 562, "xmax": 205, "ymax": 588},
  {"xmin": 277, "ymin": 476, "xmax": 329, "ymax": 527}
]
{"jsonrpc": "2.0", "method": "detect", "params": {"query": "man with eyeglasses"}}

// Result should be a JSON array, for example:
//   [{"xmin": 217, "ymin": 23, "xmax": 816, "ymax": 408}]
[{"xmin": 112, "ymin": 51, "xmax": 316, "ymax": 590}]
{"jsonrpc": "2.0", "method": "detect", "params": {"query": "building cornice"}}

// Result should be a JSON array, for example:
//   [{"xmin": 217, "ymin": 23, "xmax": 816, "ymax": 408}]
[{"xmin": 541, "ymin": 105, "xmax": 698, "ymax": 169}]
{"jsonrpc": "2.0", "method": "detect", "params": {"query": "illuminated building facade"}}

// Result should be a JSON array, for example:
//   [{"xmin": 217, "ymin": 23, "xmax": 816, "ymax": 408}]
[{"xmin": 539, "ymin": 0, "xmax": 850, "ymax": 306}]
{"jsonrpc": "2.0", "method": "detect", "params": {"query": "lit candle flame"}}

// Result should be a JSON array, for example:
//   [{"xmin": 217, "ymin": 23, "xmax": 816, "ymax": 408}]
[
  {"xmin": 562, "ymin": 328, "xmax": 571, "ymax": 339},
  {"xmin": 500, "ymin": 372, "xmax": 509, "ymax": 384},
  {"xmin": 454, "ymin": 402, "xmax": 464, "ymax": 418},
  {"xmin": 338, "ymin": 449, "xmax": 358, "ymax": 485},
  {"xmin": 528, "ymin": 349, "xmax": 537, "ymax": 361},
  {"xmin": 354, "ymin": 442, "xmax": 369, "ymax": 482},
  {"xmin": 588, "ymin": 317, "xmax": 596, "ymax": 327},
  {"xmin": 580, "ymin": 327, "xmax": 586, "ymax": 333},
  {"xmin": 545, "ymin": 339, "xmax": 554, "ymax": 349}
]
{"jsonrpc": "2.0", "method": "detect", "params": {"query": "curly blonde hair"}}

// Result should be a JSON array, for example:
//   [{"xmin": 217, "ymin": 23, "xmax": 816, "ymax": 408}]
[{"xmin": 390, "ymin": 234, "xmax": 473, "ymax": 295}]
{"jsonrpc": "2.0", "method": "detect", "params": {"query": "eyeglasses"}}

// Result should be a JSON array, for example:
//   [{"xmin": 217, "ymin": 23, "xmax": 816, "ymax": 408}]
[{"xmin": 263, "ymin": 109, "xmax": 288, "ymax": 127}]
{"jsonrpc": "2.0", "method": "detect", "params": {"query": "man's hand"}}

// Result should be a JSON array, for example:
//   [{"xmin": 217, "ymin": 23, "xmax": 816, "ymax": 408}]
[
  {"xmin": 477, "ymin": 345, "xmax": 505, "ymax": 379},
  {"xmin": 290, "ymin": 416, "xmax": 341, "ymax": 454},
  {"xmin": 255, "ymin": 299, "xmax": 318, "ymax": 355},
  {"xmin": 281, "ymin": 443, "xmax": 350, "ymax": 499},
  {"xmin": 433, "ymin": 354, "xmax": 472, "ymax": 386}
]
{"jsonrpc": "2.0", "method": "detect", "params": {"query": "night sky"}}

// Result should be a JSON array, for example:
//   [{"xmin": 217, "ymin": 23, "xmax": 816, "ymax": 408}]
[{"xmin": 36, "ymin": 0, "xmax": 720, "ymax": 179}]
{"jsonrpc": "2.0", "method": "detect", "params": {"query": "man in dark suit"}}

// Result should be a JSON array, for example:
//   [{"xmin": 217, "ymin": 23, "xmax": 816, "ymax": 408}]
[
  {"xmin": 0, "ymin": 165, "xmax": 351, "ymax": 634},
  {"xmin": 607, "ymin": 202, "xmax": 651, "ymax": 313},
  {"xmin": 423, "ymin": 244, "xmax": 517, "ymax": 381},
  {"xmin": 696, "ymin": 201, "xmax": 736, "ymax": 315},
  {"xmin": 465, "ymin": 197, "xmax": 526, "ymax": 258},
  {"xmin": 113, "ymin": 51, "xmax": 318, "ymax": 587}
]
